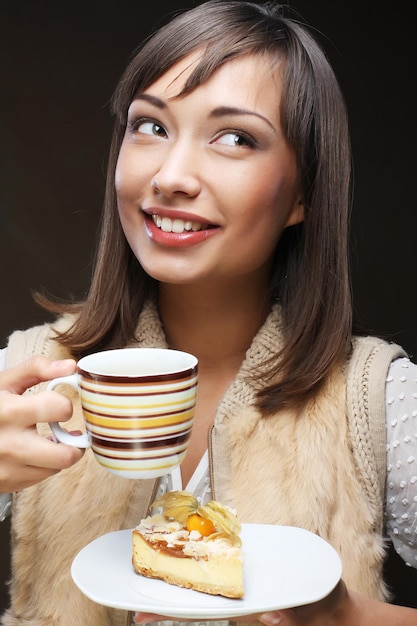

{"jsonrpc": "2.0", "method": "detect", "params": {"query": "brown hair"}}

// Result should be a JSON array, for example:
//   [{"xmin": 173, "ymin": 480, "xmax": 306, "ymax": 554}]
[{"xmin": 42, "ymin": 0, "xmax": 353, "ymax": 413}]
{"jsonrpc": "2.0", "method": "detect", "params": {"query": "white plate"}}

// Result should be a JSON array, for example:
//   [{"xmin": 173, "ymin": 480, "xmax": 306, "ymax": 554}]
[{"xmin": 71, "ymin": 524, "xmax": 342, "ymax": 619}]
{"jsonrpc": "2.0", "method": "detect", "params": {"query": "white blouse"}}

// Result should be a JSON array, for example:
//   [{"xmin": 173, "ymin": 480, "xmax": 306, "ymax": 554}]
[
  {"xmin": 0, "ymin": 350, "xmax": 416, "ymax": 571},
  {"xmin": 385, "ymin": 357, "xmax": 417, "ymax": 567}
]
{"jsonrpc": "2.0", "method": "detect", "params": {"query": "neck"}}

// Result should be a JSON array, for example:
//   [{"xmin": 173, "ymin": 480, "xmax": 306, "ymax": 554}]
[{"xmin": 158, "ymin": 280, "xmax": 271, "ymax": 371}]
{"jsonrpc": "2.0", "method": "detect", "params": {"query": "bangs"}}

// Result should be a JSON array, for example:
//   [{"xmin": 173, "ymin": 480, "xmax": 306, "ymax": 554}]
[{"xmin": 111, "ymin": 1, "xmax": 289, "ymax": 123}]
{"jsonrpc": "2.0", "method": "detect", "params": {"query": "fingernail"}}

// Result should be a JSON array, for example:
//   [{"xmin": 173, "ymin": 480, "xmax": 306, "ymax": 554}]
[{"xmin": 259, "ymin": 612, "xmax": 284, "ymax": 625}]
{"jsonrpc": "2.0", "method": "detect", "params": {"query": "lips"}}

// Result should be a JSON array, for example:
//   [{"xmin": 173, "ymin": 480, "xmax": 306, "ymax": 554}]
[{"xmin": 144, "ymin": 213, "xmax": 218, "ymax": 247}]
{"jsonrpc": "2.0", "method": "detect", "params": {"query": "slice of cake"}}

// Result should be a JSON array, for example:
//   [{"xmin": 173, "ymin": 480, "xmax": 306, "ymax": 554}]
[{"xmin": 132, "ymin": 490, "xmax": 244, "ymax": 598}]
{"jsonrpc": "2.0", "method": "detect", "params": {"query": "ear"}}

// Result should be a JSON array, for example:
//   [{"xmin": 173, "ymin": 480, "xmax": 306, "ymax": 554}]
[{"xmin": 284, "ymin": 198, "xmax": 304, "ymax": 228}]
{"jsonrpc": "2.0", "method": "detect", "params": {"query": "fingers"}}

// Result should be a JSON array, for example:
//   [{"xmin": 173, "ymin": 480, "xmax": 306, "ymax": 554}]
[
  {"xmin": 0, "ymin": 387, "xmax": 73, "ymax": 428},
  {"xmin": 0, "ymin": 356, "xmax": 83, "ymax": 493},
  {"xmin": 0, "ymin": 356, "xmax": 76, "ymax": 395},
  {"xmin": 0, "ymin": 431, "xmax": 84, "ymax": 492},
  {"xmin": 134, "ymin": 615, "xmax": 205, "ymax": 623},
  {"xmin": 259, "ymin": 612, "xmax": 285, "ymax": 625},
  {"xmin": 2, "ymin": 426, "xmax": 84, "ymax": 469},
  {"xmin": 134, "ymin": 614, "xmax": 163, "ymax": 623},
  {"xmin": 1, "ymin": 461, "xmax": 71, "ymax": 492},
  {"xmin": 0, "ymin": 425, "xmax": 84, "ymax": 492}
]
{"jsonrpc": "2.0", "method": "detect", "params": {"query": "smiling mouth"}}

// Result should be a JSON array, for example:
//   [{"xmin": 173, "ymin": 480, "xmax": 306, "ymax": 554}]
[{"xmin": 152, "ymin": 214, "xmax": 210, "ymax": 233}]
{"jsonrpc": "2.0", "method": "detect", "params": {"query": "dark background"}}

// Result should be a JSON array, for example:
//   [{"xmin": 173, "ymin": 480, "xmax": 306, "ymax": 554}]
[{"xmin": 1, "ymin": 0, "xmax": 416, "ymax": 613}]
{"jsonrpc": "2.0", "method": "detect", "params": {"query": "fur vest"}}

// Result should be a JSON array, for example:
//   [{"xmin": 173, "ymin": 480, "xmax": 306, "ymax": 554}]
[{"xmin": 1, "ymin": 302, "xmax": 405, "ymax": 625}]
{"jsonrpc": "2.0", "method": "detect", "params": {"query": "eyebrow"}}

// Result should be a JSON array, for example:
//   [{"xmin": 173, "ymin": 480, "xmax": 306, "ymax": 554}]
[
  {"xmin": 133, "ymin": 94, "xmax": 166, "ymax": 109},
  {"xmin": 131, "ymin": 95, "xmax": 277, "ymax": 132},
  {"xmin": 209, "ymin": 106, "xmax": 276, "ymax": 132}
]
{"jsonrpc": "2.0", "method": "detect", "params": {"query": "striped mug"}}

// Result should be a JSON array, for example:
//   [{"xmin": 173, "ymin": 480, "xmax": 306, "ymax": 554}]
[{"xmin": 47, "ymin": 348, "xmax": 198, "ymax": 479}]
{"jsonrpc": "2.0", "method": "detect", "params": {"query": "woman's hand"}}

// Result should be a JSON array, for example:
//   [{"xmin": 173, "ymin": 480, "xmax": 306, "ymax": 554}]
[
  {"xmin": 0, "ymin": 356, "xmax": 84, "ymax": 492},
  {"xmin": 257, "ymin": 581, "xmax": 417, "ymax": 626},
  {"xmin": 256, "ymin": 580, "xmax": 352, "ymax": 625},
  {"xmin": 133, "ymin": 583, "xmax": 350, "ymax": 625},
  {"xmin": 134, "ymin": 580, "xmax": 417, "ymax": 625}
]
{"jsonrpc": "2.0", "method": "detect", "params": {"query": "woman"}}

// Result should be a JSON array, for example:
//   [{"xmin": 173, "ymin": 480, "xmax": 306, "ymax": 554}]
[{"xmin": 1, "ymin": 1, "xmax": 416, "ymax": 624}]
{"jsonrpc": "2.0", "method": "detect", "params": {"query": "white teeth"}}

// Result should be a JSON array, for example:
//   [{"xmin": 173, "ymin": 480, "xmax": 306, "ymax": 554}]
[
  {"xmin": 152, "ymin": 215, "xmax": 207, "ymax": 233},
  {"xmin": 172, "ymin": 219, "xmax": 185, "ymax": 233},
  {"xmin": 161, "ymin": 217, "xmax": 172, "ymax": 232}
]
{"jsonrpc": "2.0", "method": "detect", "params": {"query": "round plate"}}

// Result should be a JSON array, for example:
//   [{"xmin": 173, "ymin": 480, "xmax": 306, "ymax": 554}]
[{"xmin": 71, "ymin": 524, "xmax": 342, "ymax": 619}]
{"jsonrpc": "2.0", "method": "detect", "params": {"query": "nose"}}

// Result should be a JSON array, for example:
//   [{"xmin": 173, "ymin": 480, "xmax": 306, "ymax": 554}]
[{"xmin": 151, "ymin": 141, "xmax": 201, "ymax": 198}]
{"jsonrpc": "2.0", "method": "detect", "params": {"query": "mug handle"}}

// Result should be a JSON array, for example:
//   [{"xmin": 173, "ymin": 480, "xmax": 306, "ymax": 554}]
[{"xmin": 46, "ymin": 374, "xmax": 90, "ymax": 448}]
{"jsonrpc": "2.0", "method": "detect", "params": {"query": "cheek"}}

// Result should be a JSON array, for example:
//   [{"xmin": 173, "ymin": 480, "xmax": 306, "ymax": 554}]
[
  {"xmin": 232, "ymin": 171, "xmax": 297, "ymax": 234},
  {"xmin": 114, "ymin": 147, "xmax": 146, "ymax": 206},
  {"xmin": 224, "ymin": 167, "xmax": 299, "ymax": 269},
  {"xmin": 114, "ymin": 149, "xmax": 127, "ymax": 197}
]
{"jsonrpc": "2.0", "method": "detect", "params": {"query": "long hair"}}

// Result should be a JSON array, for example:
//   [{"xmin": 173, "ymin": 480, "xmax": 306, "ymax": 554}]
[{"xmin": 42, "ymin": 0, "xmax": 353, "ymax": 412}]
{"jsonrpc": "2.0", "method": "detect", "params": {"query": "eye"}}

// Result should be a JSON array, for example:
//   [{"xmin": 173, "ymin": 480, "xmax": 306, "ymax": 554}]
[
  {"xmin": 128, "ymin": 117, "xmax": 167, "ymax": 138},
  {"xmin": 214, "ymin": 131, "xmax": 256, "ymax": 148}
]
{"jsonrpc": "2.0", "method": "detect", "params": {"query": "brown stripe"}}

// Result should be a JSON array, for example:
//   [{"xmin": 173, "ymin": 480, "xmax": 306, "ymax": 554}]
[
  {"xmin": 79, "ymin": 382, "xmax": 197, "ymax": 397},
  {"xmin": 79, "ymin": 367, "xmax": 197, "ymax": 384},
  {"xmin": 84, "ymin": 407, "xmax": 194, "ymax": 424},
  {"xmin": 95, "ymin": 450, "xmax": 187, "ymax": 464},
  {"xmin": 91, "ymin": 430, "xmax": 191, "ymax": 449}
]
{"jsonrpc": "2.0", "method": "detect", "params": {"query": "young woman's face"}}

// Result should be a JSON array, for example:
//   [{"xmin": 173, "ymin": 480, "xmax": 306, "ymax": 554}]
[{"xmin": 115, "ymin": 52, "xmax": 303, "ymax": 290}]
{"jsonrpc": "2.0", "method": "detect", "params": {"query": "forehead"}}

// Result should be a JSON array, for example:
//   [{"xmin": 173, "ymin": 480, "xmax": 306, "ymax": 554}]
[{"xmin": 142, "ymin": 51, "xmax": 284, "ymax": 107}]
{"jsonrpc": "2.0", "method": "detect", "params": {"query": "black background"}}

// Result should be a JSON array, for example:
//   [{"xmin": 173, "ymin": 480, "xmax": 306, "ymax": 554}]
[{"xmin": 1, "ymin": 0, "xmax": 416, "ymax": 612}]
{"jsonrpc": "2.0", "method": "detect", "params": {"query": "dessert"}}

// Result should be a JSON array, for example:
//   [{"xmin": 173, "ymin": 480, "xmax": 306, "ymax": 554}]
[{"xmin": 132, "ymin": 490, "xmax": 244, "ymax": 598}]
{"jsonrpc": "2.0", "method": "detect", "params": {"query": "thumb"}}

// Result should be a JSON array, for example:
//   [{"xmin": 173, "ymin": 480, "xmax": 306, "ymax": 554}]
[
  {"xmin": 259, "ymin": 612, "xmax": 285, "ymax": 625},
  {"xmin": 1, "ymin": 356, "xmax": 76, "ymax": 395}
]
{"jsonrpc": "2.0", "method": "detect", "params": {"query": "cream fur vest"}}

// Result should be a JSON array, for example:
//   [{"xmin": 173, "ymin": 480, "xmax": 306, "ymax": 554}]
[{"xmin": 1, "ymin": 302, "xmax": 405, "ymax": 625}]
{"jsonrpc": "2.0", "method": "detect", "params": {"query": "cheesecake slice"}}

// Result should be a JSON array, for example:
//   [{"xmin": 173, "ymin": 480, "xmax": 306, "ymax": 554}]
[{"xmin": 132, "ymin": 490, "xmax": 244, "ymax": 598}]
